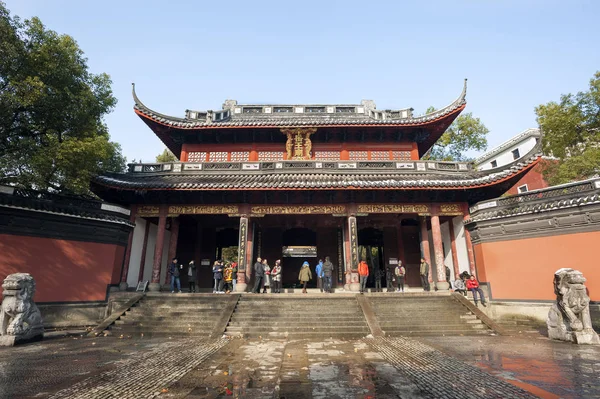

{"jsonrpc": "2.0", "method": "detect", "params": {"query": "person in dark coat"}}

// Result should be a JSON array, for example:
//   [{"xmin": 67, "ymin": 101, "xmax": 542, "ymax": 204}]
[
  {"xmin": 252, "ymin": 257, "xmax": 264, "ymax": 293},
  {"xmin": 212, "ymin": 261, "xmax": 224, "ymax": 293},
  {"xmin": 445, "ymin": 265, "xmax": 451, "ymax": 286},
  {"xmin": 374, "ymin": 266, "xmax": 382, "ymax": 292},
  {"xmin": 169, "ymin": 258, "xmax": 182, "ymax": 293},
  {"xmin": 419, "ymin": 257, "xmax": 430, "ymax": 291},
  {"xmin": 187, "ymin": 260, "xmax": 197, "ymax": 293},
  {"xmin": 322, "ymin": 256, "xmax": 334, "ymax": 293}
]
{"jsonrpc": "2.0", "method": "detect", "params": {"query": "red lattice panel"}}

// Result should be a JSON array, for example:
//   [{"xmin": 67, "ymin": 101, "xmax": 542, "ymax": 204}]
[
  {"xmin": 258, "ymin": 151, "xmax": 283, "ymax": 161},
  {"xmin": 370, "ymin": 151, "xmax": 391, "ymax": 160},
  {"xmin": 349, "ymin": 151, "xmax": 368, "ymax": 160},
  {"xmin": 208, "ymin": 152, "xmax": 228, "ymax": 162},
  {"xmin": 392, "ymin": 151, "xmax": 412, "ymax": 161},
  {"xmin": 315, "ymin": 151, "xmax": 340, "ymax": 161},
  {"xmin": 231, "ymin": 151, "xmax": 250, "ymax": 161},
  {"xmin": 187, "ymin": 152, "xmax": 207, "ymax": 162}
]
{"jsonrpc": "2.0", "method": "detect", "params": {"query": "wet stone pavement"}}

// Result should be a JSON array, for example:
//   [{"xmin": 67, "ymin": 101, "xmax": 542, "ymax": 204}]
[{"xmin": 0, "ymin": 334, "xmax": 598, "ymax": 398}]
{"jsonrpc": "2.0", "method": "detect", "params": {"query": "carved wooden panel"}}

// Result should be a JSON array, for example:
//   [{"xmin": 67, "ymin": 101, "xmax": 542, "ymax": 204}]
[
  {"xmin": 258, "ymin": 151, "xmax": 283, "ymax": 161},
  {"xmin": 208, "ymin": 152, "xmax": 228, "ymax": 162},
  {"xmin": 231, "ymin": 151, "xmax": 250, "ymax": 161},
  {"xmin": 370, "ymin": 151, "xmax": 390, "ymax": 160},
  {"xmin": 315, "ymin": 151, "xmax": 340, "ymax": 161},
  {"xmin": 349, "ymin": 151, "xmax": 368, "ymax": 160},
  {"xmin": 392, "ymin": 151, "xmax": 412, "ymax": 161},
  {"xmin": 187, "ymin": 152, "xmax": 207, "ymax": 163}
]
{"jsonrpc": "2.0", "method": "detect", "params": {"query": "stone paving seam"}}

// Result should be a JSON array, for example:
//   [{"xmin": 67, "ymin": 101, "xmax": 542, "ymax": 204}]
[
  {"xmin": 368, "ymin": 337, "xmax": 539, "ymax": 399},
  {"xmin": 47, "ymin": 338, "xmax": 228, "ymax": 399}
]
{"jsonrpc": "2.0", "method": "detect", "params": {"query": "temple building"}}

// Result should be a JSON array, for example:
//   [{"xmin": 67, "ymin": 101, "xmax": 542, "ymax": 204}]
[{"xmin": 91, "ymin": 80, "xmax": 542, "ymax": 292}]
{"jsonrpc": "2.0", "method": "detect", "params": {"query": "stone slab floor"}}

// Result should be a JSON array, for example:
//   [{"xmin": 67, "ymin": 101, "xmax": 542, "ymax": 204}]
[{"xmin": 0, "ymin": 334, "xmax": 598, "ymax": 398}]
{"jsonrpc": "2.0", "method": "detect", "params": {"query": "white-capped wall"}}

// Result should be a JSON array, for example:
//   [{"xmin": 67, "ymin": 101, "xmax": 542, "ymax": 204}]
[{"xmin": 478, "ymin": 136, "xmax": 538, "ymax": 171}]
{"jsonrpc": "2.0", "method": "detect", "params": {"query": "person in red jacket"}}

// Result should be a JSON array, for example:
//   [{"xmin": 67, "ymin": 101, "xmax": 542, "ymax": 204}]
[
  {"xmin": 358, "ymin": 260, "xmax": 369, "ymax": 294},
  {"xmin": 466, "ymin": 275, "xmax": 487, "ymax": 307}
]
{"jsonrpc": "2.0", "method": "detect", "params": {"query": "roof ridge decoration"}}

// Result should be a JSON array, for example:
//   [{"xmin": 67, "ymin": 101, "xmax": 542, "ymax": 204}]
[{"xmin": 131, "ymin": 79, "xmax": 468, "ymax": 129}]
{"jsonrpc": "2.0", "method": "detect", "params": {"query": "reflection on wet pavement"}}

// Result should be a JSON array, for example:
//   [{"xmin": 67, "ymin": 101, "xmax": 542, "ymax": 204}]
[
  {"xmin": 420, "ymin": 335, "xmax": 600, "ymax": 399},
  {"xmin": 1, "ymin": 334, "xmax": 598, "ymax": 398}
]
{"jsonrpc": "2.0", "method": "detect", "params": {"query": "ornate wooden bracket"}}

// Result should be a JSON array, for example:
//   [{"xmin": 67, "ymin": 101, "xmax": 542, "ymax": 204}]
[{"xmin": 281, "ymin": 127, "xmax": 317, "ymax": 160}]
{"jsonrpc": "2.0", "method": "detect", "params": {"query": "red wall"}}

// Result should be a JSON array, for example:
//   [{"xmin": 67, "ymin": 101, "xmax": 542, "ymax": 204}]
[
  {"xmin": 506, "ymin": 163, "xmax": 549, "ymax": 195},
  {"xmin": 0, "ymin": 234, "xmax": 125, "ymax": 302},
  {"xmin": 473, "ymin": 231, "xmax": 600, "ymax": 301}
]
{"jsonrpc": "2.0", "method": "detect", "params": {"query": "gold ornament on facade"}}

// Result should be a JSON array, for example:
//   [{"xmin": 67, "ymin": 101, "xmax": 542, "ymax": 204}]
[
  {"xmin": 281, "ymin": 127, "xmax": 317, "ymax": 160},
  {"xmin": 439, "ymin": 204, "xmax": 463, "ymax": 215},
  {"xmin": 137, "ymin": 205, "xmax": 160, "ymax": 217},
  {"xmin": 356, "ymin": 204, "xmax": 430, "ymax": 214},
  {"xmin": 251, "ymin": 205, "xmax": 346, "ymax": 215},
  {"xmin": 168, "ymin": 205, "xmax": 239, "ymax": 215}
]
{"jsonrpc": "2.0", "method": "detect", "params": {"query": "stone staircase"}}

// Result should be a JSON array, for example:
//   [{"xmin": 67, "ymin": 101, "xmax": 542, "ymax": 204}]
[
  {"xmin": 368, "ymin": 294, "xmax": 492, "ymax": 336},
  {"xmin": 224, "ymin": 295, "xmax": 370, "ymax": 339},
  {"xmin": 495, "ymin": 316, "xmax": 547, "ymax": 336},
  {"xmin": 110, "ymin": 294, "xmax": 237, "ymax": 338}
]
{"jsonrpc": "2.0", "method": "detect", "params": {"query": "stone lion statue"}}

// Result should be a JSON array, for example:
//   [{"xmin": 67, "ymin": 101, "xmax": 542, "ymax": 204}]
[
  {"xmin": 0, "ymin": 273, "xmax": 44, "ymax": 346},
  {"xmin": 547, "ymin": 268, "xmax": 599, "ymax": 345}
]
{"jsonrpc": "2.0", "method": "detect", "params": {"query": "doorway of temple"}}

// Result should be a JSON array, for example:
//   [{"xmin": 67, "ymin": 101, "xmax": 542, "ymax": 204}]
[
  {"xmin": 358, "ymin": 227, "xmax": 385, "ymax": 290},
  {"xmin": 281, "ymin": 227, "xmax": 317, "ymax": 288}
]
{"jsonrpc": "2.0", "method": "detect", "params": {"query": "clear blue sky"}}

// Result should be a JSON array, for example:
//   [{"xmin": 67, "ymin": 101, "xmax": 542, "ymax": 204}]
[{"xmin": 7, "ymin": 0, "xmax": 600, "ymax": 162}]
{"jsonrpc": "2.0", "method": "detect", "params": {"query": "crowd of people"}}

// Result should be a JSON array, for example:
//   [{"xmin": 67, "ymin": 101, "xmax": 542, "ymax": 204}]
[{"xmin": 166, "ymin": 256, "xmax": 487, "ymax": 306}]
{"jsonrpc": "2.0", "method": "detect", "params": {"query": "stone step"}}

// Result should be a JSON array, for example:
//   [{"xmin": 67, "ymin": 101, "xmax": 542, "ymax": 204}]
[
  {"xmin": 126, "ymin": 310, "xmax": 225, "ymax": 316},
  {"xmin": 115, "ymin": 319, "xmax": 219, "ymax": 327},
  {"xmin": 383, "ymin": 330, "xmax": 491, "ymax": 337},
  {"xmin": 377, "ymin": 318, "xmax": 481, "ymax": 326},
  {"xmin": 111, "ymin": 325, "xmax": 215, "ymax": 334},
  {"xmin": 108, "ymin": 330, "xmax": 213, "ymax": 338},
  {"xmin": 382, "ymin": 324, "xmax": 488, "ymax": 332},
  {"xmin": 227, "ymin": 320, "xmax": 368, "ymax": 327},
  {"xmin": 224, "ymin": 331, "xmax": 368, "ymax": 339},
  {"xmin": 225, "ymin": 326, "xmax": 370, "ymax": 334}
]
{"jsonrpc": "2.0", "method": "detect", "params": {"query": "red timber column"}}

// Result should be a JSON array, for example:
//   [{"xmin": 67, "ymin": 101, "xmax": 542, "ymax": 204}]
[
  {"xmin": 462, "ymin": 204, "xmax": 477, "ymax": 277},
  {"xmin": 235, "ymin": 215, "xmax": 250, "ymax": 292},
  {"xmin": 137, "ymin": 219, "xmax": 151, "ymax": 283},
  {"xmin": 448, "ymin": 218, "xmax": 461, "ymax": 281},
  {"xmin": 164, "ymin": 216, "xmax": 180, "ymax": 285},
  {"xmin": 347, "ymin": 215, "xmax": 360, "ymax": 292},
  {"xmin": 419, "ymin": 216, "xmax": 432, "ymax": 286},
  {"xmin": 431, "ymin": 213, "xmax": 449, "ymax": 290},
  {"xmin": 119, "ymin": 205, "xmax": 137, "ymax": 291},
  {"xmin": 148, "ymin": 205, "xmax": 168, "ymax": 292}
]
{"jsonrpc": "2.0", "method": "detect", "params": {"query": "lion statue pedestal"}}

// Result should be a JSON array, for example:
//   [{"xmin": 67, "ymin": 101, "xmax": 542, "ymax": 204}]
[
  {"xmin": 547, "ymin": 268, "xmax": 599, "ymax": 345},
  {"xmin": 0, "ymin": 273, "xmax": 44, "ymax": 346}
]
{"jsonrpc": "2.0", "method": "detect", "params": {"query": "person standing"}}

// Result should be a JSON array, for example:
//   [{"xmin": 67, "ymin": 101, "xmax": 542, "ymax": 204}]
[
  {"xmin": 315, "ymin": 259, "xmax": 324, "ymax": 293},
  {"xmin": 395, "ymin": 261, "xmax": 406, "ymax": 293},
  {"xmin": 445, "ymin": 265, "xmax": 451, "ymax": 287},
  {"xmin": 298, "ymin": 261, "xmax": 312, "ymax": 293},
  {"xmin": 169, "ymin": 258, "xmax": 182, "ymax": 293},
  {"xmin": 187, "ymin": 260, "xmax": 197, "ymax": 293},
  {"xmin": 419, "ymin": 257, "xmax": 430, "ymax": 292},
  {"xmin": 358, "ymin": 260, "xmax": 369, "ymax": 294},
  {"xmin": 262, "ymin": 259, "xmax": 271, "ymax": 294},
  {"xmin": 385, "ymin": 263, "xmax": 394, "ymax": 292},
  {"xmin": 223, "ymin": 263, "xmax": 233, "ymax": 293},
  {"xmin": 231, "ymin": 261, "xmax": 238, "ymax": 292},
  {"xmin": 322, "ymin": 256, "xmax": 334, "ymax": 293},
  {"xmin": 374, "ymin": 266, "xmax": 382, "ymax": 292},
  {"xmin": 466, "ymin": 275, "xmax": 487, "ymax": 307},
  {"xmin": 212, "ymin": 261, "xmax": 224, "ymax": 293},
  {"xmin": 252, "ymin": 257, "xmax": 264, "ymax": 293},
  {"xmin": 271, "ymin": 259, "xmax": 282, "ymax": 293}
]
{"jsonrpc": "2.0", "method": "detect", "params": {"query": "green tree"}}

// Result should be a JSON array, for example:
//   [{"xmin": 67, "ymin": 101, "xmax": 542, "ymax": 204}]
[
  {"xmin": 422, "ymin": 107, "xmax": 489, "ymax": 161},
  {"xmin": 155, "ymin": 148, "xmax": 178, "ymax": 162},
  {"xmin": 0, "ymin": 2, "xmax": 125, "ymax": 195},
  {"xmin": 535, "ymin": 71, "xmax": 600, "ymax": 185}
]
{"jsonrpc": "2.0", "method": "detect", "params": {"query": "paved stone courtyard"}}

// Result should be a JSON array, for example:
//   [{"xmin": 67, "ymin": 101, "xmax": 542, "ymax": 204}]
[{"xmin": 0, "ymin": 334, "xmax": 598, "ymax": 398}]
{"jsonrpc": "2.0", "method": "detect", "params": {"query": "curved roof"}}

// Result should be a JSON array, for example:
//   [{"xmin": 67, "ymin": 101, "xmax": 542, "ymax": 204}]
[
  {"xmin": 132, "ymin": 80, "xmax": 468, "ymax": 130},
  {"xmin": 92, "ymin": 138, "xmax": 541, "ymax": 194}
]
